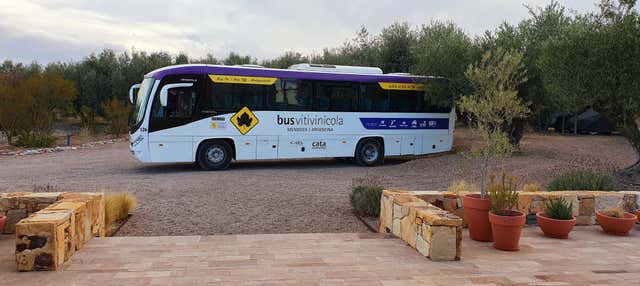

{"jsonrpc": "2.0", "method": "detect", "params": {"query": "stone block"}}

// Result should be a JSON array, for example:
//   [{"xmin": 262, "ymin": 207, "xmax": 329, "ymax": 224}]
[
  {"xmin": 15, "ymin": 211, "xmax": 74, "ymax": 271},
  {"xmin": 622, "ymin": 193, "xmax": 637, "ymax": 212},
  {"xmin": 401, "ymin": 207, "xmax": 421, "ymax": 248},
  {"xmin": 392, "ymin": 218, "xmax": 401, "ymax": 237},
  {"xmin": 595, "ymin": 193, "xmax": 624, "ymax": 212},
  {"xmin": 428, "ymin": 226, "xmax": 457, "ymax": 261},
  {"xmin": 415, "ymin": 232, "xmax": 430, "ymax": 257},
  {"xmin": 379, "ymin": 194, "xmax": 394, "ymax": 233},
  {"xmin": 576, "ymin": 215, "xmax": 595, "ymax": 226},
  {"xmin": 441, "ymin": 198, "xmax": 458, "ymax": 212},
  {"xmin": 60, "ymin": 192, "xmax": 105, "ymax": 237},
  {"xmin": 517, "ymin": 195, "xmax": 533, "ymax": 215},
  {"xmin": 416, "ymin": 208, "xmax": 463, "ymax": 227},
  {"xmin": 18, "ymin": 193, "xmax": 62, "ymax": 213},
  {"xmin": 529, "ymin": 200, "xmax": 547, "ymax": 214},
  {"xmin": 579, "ymin": 198, "xmax": 595, "ymax": 216},
  {"xmin": 45, "ymin": 200, "xmax": 90, "ymax": 250},
  {"xmin": 3, "ymin": 209, "xmax": 28, "ymax": 234}
]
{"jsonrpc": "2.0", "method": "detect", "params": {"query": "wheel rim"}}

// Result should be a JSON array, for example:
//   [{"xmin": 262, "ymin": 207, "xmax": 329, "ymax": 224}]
[
  {"xmin": 362, "ymin": 143, "xmax": 378, "ymax": 163},
  {"xmin": 206, "ymin": 146, "xmax": 225, "ymax": 164}
]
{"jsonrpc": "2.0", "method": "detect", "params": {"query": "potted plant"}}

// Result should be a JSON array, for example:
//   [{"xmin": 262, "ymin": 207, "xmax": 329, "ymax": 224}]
[
  {"xmin": 463, "ymin": 193, "xmax": 493, "ymax": 242},
  {"xmin": 596, "ymin": 207, "xmax": 637, "ymax": 236},
  {"xmin": 536, "ymin": 197, "xmax": 576, "ymax": 239},
  {"xmin": 488, "ymin": 172, "xmax": 525, "ymax": 251}
]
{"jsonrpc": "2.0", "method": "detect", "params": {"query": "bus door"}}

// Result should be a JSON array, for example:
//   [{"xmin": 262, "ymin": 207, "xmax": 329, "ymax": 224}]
[{"xmin": 147, "ymin": 75, "xmax": 202, "ymax": 163}]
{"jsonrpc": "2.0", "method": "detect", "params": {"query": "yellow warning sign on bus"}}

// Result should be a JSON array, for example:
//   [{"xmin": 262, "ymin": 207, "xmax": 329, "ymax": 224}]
[
  {"xmin": 209, "ymin": 74, "xmax": 277, "ymax": 85},
  {"xmin": 231, "ymin": 107, "xmax": 259, "ymax": 135},
  {"xmin": 378, "ymin": 82, "xmax": 425, "ymax": 91}
]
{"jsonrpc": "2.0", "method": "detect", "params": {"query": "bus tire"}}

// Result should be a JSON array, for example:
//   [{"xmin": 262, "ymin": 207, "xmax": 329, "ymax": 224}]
[
  {"xmin": 197, "ymin": 140, "xmax": 232, "ymax": 170},
  {"xmin": 355, "ymin": 138, "xmax": 384, "ymax": 166}
]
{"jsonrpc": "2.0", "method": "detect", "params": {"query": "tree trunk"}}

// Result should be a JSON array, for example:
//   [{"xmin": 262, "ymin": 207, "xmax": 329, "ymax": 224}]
[
  {"xmin": 620, "ymin": 115, "xmax": 640, "ymax": 185},
  {"xmin": 574, "ymin": 113, "xmax": 578, "ymax": 135}
]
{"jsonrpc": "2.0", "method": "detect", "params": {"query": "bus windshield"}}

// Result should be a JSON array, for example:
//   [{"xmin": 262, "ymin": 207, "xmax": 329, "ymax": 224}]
[{"xmin": 131, "ymin": 77, "xmax": 155, "ymax": 127}]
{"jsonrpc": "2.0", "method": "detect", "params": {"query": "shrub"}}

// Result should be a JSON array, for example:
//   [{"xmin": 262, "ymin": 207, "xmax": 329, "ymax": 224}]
[
  {"xmin": 545, "ymin": 197, "xmax": 573, "ymax": 220},
  {"xmin": 103, "ymin": 97, "xmax": 132, "ymax": 137},
  {"xmin": 547, "ymin": 170, "xmax": 616, "ymax": 191},
  {"xmin": 350, "ymin": 175, "xmax": 384, "ymax": 217},
  {"xmin": 602, "ymin": 207, "xmax": 626, "ymax": 218},
  {"xmin": 14, "ymin": 133, "xmax": 57, "ymax": 148},
  {"xmin": 448, "ymin": 180, "xmax": 479, "ymax": 195},
  {"xmin": 522, "ymin": 183, "xmax": 542, "ymax": 192},
  {"xmin": 487, "ymin": 171, "xmax": 519, "ymax": 215},
  {"xmin": 104, "ymin": 192, "xmax": 137, "ymax": 226}
]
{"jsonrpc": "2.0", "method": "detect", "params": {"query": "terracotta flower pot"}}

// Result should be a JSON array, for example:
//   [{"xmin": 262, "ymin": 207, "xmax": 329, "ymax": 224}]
[
  {"xmin": 596, "ymin": 210, "xmax": 637, "ymax": 236},
  {"xmin": 0, "ymin": 215, "xmax": 6, "ymax": 233},
  {"xmin": 536, "ymin": 212, "xmax": 576, "ymax": 239},
  {"xmin": 489, "ymin": 210, "xmax": 525, "ymax": 251},
  {"xmin": 463, "ymin": 194, "xmax": 493, "ymax": 242}
]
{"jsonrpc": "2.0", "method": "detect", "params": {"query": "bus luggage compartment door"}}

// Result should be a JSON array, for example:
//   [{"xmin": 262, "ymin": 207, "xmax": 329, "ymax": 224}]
[{"xmin": 257, "ymin": 136, "xmax": 278, "ymax": 160}]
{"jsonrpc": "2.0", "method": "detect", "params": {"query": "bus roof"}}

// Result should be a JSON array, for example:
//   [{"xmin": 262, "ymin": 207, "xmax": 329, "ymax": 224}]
[{"xmin": 145, "ymin": 64, "xmax": 437, "ymax": 84}]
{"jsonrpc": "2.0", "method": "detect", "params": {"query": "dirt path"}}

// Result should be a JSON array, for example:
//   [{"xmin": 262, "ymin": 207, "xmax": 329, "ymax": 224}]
[{"xmin": 0, "ymin": 131, "xmax": 636, "ymax": 236}]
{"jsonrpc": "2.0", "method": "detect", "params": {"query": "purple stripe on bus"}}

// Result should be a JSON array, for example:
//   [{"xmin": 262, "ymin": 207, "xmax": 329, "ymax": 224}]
[{"xmin": 147, "ymin": 65, "xmax": 425, "ymax": 83}]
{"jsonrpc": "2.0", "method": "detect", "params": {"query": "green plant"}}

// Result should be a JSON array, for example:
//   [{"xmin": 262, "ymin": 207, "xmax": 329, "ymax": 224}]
[
  {"xmin": 14, "ymin": 133, "xmax": 57, "ymax": 148},
  {"xmin": 547, "ymin": 170, "xmax": 616, "ymax": 191},
  {"xmin": 602, "ymin": 206, "xmax": 626, "ymax": 218},
  {"xmin": 349, "ymin": 175, "xmax": 384, "ymax": 217},
  {"xmin": 104, "ymin": 192, "xmax": 137, "ymax": 226},
  {"xmin": 487, "ymin": 171, "xmax": 520, "ymax": 215},
  {"xmin": 458, "ymin": 48, "xmax": 530, "ymax": 198},
  {"xmin": 545, "ymin": 197, "xmax": 574, "ymax": 220}
]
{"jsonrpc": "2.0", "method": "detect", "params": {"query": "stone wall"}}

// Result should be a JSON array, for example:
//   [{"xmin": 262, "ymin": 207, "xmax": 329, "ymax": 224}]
[
  {"xmin": 410, "ymin": 190, "xmax": 639, "ymax": 226},
  {"xmin": 0, "ymin": 192, "xmax": 105, "ymax": 271},
  {"xmin": 379, "ymin": 190, "xmax": 463, "ymax": 261}
]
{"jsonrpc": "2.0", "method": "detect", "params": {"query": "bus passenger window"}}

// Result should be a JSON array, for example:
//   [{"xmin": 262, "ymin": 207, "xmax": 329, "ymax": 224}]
[
  {"xmin": 282, "ymin": 80, "xmax": 311, "ymax": 110},
  {"xmin": 359, "ymin": 84, "xmax": 389, "ymax": 112},
  {"xmin": 390, "ymin": 90, "xmax": 419, "ymax": 112}
]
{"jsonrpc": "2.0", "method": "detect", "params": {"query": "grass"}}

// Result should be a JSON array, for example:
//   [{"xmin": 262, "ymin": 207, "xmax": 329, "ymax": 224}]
[
  {"xmin": 104, "ymin": 192, "xmax": 137, "ymax": 227},
  {"xmin": 350, "ymin": 175, "xmax": 384, "ymax": 217},
  {"xmin": 547, "ymin": 170, "xmax": 616, "ymax": 192}
]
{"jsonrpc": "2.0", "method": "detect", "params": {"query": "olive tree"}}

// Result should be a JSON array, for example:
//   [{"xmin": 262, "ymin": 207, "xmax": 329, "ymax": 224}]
[{"xmin": 458, "ymin": 49, "xmax": 530, "ymax": 196}]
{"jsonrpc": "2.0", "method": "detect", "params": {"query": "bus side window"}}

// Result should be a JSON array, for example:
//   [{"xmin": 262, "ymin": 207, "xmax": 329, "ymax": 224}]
[
  {"xmin": 269, "ymin": 80, "xmax": 287, "ymax": 110},
  {"xmin": 284, "ymin": 80, "xmax": 311, "ymax": 110},
  {"xmin": 315, "ymin": 82, "xmax": 357, "ymax": 112},
  {"xmin": 359, "ymin": 83, "xmax": 389, "ymax": 112},
  {"xmin": 390, "ymin": 90, "xmax": 419, "ymax": 112}
]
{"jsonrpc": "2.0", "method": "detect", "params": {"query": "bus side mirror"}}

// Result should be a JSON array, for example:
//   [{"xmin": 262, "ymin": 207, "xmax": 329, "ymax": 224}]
[
  {"xmin": 159, "ymin": 83, "xmax": 193, "ymax": 107},
  {"xmin": 129, "ymin": 83, "xmax": 141, "ymax": 104}
]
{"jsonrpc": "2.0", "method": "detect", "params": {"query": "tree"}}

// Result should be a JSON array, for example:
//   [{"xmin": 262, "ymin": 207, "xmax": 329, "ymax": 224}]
[
  {"xmin": 379, "ymin": 22, "xmax": 417, "ymax": 73},
  {"xmin": 413, "ymin": 21, "xmax": 477, "ymax": 95},
  {"xmin": 103, "ymin": 97, "xmax": 132, "ymax": 137},
  {"xmin": 262, "ymin": 51, "xmax": 308, "ymax": 69},
  {"xmin": 223, "ymin": 52, "xmax": 256, "ymax": 66},
  {"xmin": 537, "ymin": 17, "xmax": 595, "ymax": 134},
  {"xmin": 458, "ymin": 49, "xmax": 530, "ymax": 196}
]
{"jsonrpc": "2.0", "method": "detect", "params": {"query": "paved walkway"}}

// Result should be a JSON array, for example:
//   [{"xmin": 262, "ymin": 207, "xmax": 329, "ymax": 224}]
[{"xmin": 1, "ymin": 226, "xmax": 639, "ymax": 285}]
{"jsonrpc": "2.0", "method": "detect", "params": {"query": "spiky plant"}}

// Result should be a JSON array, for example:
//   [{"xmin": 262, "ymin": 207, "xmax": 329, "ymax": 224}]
[
  {"xmin": 545, "ymin": 197, "xmax": 573, "ymax": 220},
  {"xmin": 602, "ymin": 207, "xmax": 626, "ymax": 218},
  {"xmin": 487, "ymin": 171, "xmax": 519, "ymax": 216}
]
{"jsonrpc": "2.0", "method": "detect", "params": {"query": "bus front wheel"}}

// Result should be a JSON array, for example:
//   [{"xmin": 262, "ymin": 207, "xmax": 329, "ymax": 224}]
[
  {"xmin": 197, "ymin": 140, "xmax": 232, "ymax": 170},
  {"xmin": 355, "ymin": 138, "xmax": 384, "ymax": 166}
]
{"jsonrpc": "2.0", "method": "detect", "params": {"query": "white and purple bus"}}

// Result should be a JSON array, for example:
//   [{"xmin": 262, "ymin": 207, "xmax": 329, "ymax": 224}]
[{"xmin": 128, "ymin": 64, "xmax": 454, "ymax": 170}]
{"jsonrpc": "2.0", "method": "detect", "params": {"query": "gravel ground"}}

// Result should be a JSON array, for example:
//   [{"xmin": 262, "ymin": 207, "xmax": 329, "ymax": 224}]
[{"xmin": 0, "ymin": 130, "xmax": 636, "ymax": 236}]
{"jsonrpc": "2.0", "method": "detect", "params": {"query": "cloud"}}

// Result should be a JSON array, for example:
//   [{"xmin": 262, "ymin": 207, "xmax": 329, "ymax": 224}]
[{"xmin": 0, "ymin": 0, "xmax": 607, "ymax": 63}]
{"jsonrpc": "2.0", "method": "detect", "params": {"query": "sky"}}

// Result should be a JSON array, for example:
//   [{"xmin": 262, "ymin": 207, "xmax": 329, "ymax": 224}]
[{"xmin": 0, "ymin": 0, "xmax": 610, "ymax": 64}]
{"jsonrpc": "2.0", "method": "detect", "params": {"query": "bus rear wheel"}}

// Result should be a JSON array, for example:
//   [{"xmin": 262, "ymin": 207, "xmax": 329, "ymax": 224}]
[
  {"xmin": 197, "ymin": 140, "xmax": 232, "ymax": 170},
  {"xmin": 355, "ymin": 138, "xmax": 383, "ymax": 166}
]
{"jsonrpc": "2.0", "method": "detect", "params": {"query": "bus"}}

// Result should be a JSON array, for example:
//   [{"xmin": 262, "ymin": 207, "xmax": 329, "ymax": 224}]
[{"xmin": 128, "ymin": 63, "xmax": 455, "ymax": 170}]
